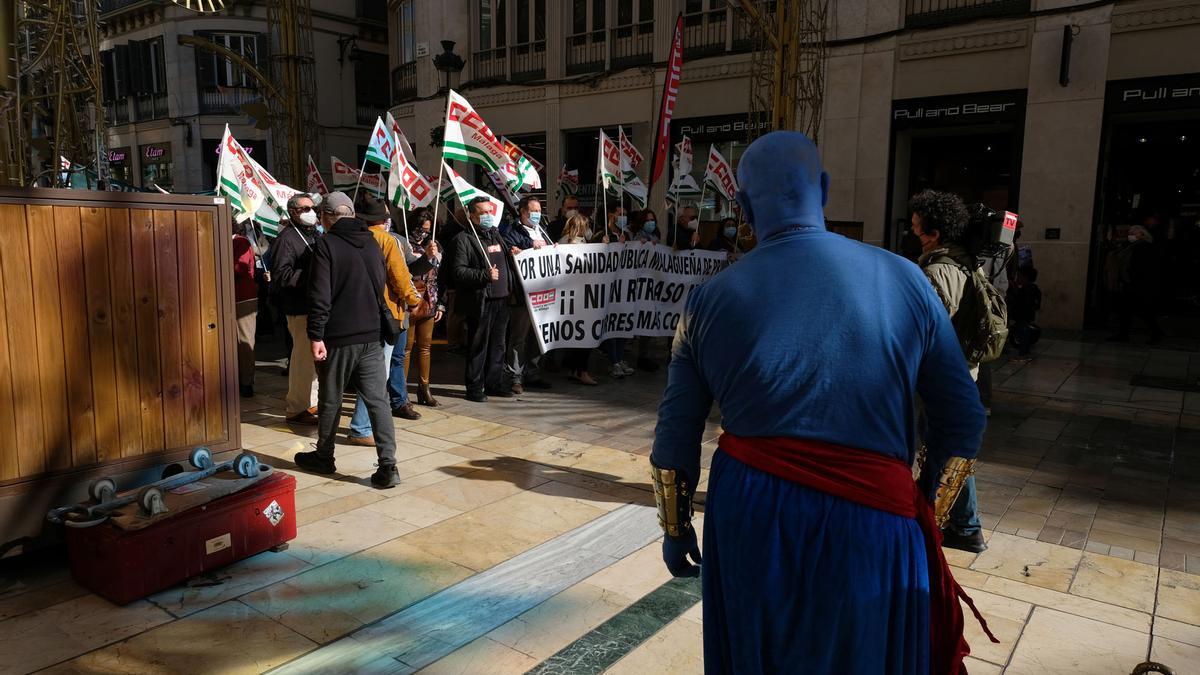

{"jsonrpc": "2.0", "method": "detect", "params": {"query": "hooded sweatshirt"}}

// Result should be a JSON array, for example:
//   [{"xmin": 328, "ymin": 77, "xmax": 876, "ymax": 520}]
[{"xmin": 307, "ymin": 217, "xmax": 387, "ymax": 348}]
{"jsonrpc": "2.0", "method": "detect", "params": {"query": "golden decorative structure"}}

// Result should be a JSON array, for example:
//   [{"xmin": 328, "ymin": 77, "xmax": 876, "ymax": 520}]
[
  {"xmin": 650, "ymin": 464, "xmax": 693, "ymax": 537},
  {"xmin": 914, "ymin": 445, "xmax": 978, "ymax": 528}
]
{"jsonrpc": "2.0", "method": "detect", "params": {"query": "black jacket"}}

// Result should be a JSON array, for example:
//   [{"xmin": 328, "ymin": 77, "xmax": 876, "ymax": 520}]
[
  {"xmin": 307, "ymin": 217, "xmax": 387, "ymax": 348},
  {"xmin": 448, "ymin": 225, "xmax": 518, "ymax": 319},
  {"xmin": 269, "ymin": 223, "xmax": 318, "ymax": 316}
]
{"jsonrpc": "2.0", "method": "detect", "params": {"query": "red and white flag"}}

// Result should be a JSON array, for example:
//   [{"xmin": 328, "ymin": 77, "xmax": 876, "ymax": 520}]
[
  {"xmin": 305, "ymin": 155, "xmax": 328, "ymax": 195},
  {"xmin": 704, "ymin": 145, "xmax": 738, "ymax": 201},
  {"xmin": 648, "ymin": 14, "xmax": 684, "ymax": 189}
]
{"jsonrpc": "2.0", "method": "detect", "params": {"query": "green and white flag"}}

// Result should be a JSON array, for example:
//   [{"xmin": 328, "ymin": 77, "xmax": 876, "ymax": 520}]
[
  {"xmin": 216, "ymin": 124, "xmax": 266, "ymax": 223},
  {"xmin": 442, "ymin": 90, "xmax": 511, "ymax": 176},
  {"xmin": 618, "ymin": 126, "xmax": 647, "ymax": 208},
  {"xmin": 365, "ymin": 117, "xmax": 394, "ymax": 170},
  {"xmin": 386, "ymin": 113, "xmax": 435, "ymax": 209},
  {"xmin": 243, "ymin": 150, "xmax": 300, "ymax": 237},
  {"xmin": 444, "ymin": 161, "xmax": 504, "ymax": 220},
  {"xmin": 598, "ymin": 130, "xmax": 622, "ymax": 192},
  {"xmin": 500, "ymin": 136, "xmax": 543, "ymax": 192}
]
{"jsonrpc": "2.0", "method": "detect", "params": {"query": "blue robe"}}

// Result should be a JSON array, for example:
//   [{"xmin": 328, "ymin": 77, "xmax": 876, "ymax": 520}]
[{"xmin": 652, "ymin": 132, "xmax": 985, "ymax": 674}]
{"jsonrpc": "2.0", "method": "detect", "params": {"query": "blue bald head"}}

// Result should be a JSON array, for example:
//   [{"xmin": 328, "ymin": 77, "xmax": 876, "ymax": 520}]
[{"xmin": 735, "ymin": 131, "xmax": 829, "ymax": 240}]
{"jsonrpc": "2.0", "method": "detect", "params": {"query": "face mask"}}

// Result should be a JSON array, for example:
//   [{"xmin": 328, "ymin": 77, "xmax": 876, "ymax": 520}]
[
  {"xmin": 1127, "ymin": 234, "xmax": 1138, "ymax": 243},
  {"xmin": 315, "ymin": 224, "xmax": 326, "ymax": 235},
  {"xmin": 479, "ymin": 214, "xmax": 496, "ymax": 229},
  {"xmin": 616, "ymin": 215, "xmax": 628, "ymax": 229},
  {"xmin": 643, "ymin": 220, "xmax": 656, "ymax": 234},
  {"xmin": 384, "ymin": 218, "xmax": 392, "ymax": 232},
  {"xmin": 565, "ymin": 209, "xmax": 579, "ymax": 219},
  {"xmin": 724, "ymin": 226, "xmax": 737, "ymax": 239},
  {"xmin": 298, "ymin": 210, "xmax": 318, "ymax": 227},
  {"xmin": 686, "ymin": 218, "xmax": 699, "ymax": 231},
  {"xmin": 528, "ymin": 212, "xmax": 542, "ymax": 226},
  {"xmin": 584, "ymin": 228, "xmax": 594, "ymax": 240}
]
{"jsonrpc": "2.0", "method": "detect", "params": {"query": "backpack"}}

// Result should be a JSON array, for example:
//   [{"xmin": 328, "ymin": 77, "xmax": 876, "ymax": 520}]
[{"xmin": 931, "ymin": 255, "xmax": 1009, "ymax": 364}]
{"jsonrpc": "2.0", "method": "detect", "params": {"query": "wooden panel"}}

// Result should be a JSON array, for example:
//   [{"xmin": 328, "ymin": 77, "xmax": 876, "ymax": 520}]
[
  {"xmin": 106, "ymin": 208, "xmax": 142, "ymax": 458},
  {"xmin": 54, "ymin": 206, "xmax": 98, "ymax": 468},
  {"xmin": 175, "ymin": 211, "xmax": 206, "ymax": 444},
  {"xmin": 81, "ymin": 206, "xmax": 119, "ymax": 465},
  {"xmin": 154, "ymin": 210, "xmax": 187, "ymax": 449},
  {"xmin": 26, "ymin": 205, "xmax": 69, "ymax": 473},
  {"xmin": 130, "ymin": 209, "xmax": 164, "ymax": 453},
  {"xmin": 196, "ymin": 211, "xmax": 225, "ymax": 441},
  {"xmin": 0, "ymin": 206, "xmax": 27, "ymax": 480}
]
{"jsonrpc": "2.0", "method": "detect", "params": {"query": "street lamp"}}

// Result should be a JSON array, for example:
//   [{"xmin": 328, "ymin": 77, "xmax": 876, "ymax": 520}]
[{"xmin": 432, "ymin": 40, "xmax": 465, "ymax": 95}]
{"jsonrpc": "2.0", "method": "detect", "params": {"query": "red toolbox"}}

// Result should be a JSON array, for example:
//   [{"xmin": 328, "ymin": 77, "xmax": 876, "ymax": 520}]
[{"xmin": 66, "ymin": 471, "xmax": 297, "ymax": 605}]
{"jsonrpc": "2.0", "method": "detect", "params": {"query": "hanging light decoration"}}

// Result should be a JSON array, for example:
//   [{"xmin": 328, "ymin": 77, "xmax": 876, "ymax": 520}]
[{"xmin": 170, "ymin": 0, "xmax": 227, "ymax": 12}]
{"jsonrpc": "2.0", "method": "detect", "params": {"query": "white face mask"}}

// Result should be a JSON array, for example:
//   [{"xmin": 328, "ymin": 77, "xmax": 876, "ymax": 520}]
[
  {"xmin": 298, "ymin": 210, "xmax": 318, "ymax": 227},
  {"xmin": 686, "ymin": 218, "xmax": 699, "ymax": 231},
  {"xmin": 528, "ymin": 212, "xmax": 542, "ymax": 226},
  {"xmin": 479, "ymin": 213, "xmax": 496, "ymax": 229},
  {"xmin": 565, "ymin": 209, "xmax": 579, "ymax": 219},
  {"xmin": 1127, "ymin": 234, "xmax": 1138, "ymax": 243},
  {"xmin": 584, "ymin": 228, "xmax": 594, "ymax": 240}
]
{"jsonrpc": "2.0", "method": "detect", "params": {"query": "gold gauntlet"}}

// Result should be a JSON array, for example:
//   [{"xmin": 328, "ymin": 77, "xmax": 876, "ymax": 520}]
[
  {"xmin": 933, "ymin": 456, "xmax": 977, "ymax": 528},
  {"xmin": 650, "ymin": 462, "xmax": 694, "ymax": 537}
]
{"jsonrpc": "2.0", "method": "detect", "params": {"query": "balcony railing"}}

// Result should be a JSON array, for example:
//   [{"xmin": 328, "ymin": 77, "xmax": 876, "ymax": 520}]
[
  {"xmin": 135, "ymin": 93, "xmax": 168, "ymax": 121},
  {"xmin": 99, "ymin": 0, "xmax": 150, "ymax": 14},
  {"xmin": 510, "ymin": 41, "xmax": 546, "ymax": 82},
  {"xmin": 391, "ymin": 62, "xmax": 416, "ymax": 104},
  {"xmin": 356, "ymin": 104, "xmax": 378, "ymax": 126},
  {"xmin": 731, "ymin": 11, "xmax": 760, "ymax": 53},
  {"xmin": 683, "ymin": 9, "xmax": 728, "ymax": 59},
  {"xmin": 904, "ymin": 0, "xmax": 1030, "ymax": 27},
  {"xmin": 198, "ymin": 86, "xmax": 263, "ymax": 115},
  {"xmin": 471, "ymin": 48, "xmax": 508, "ymax": 82},
  {"xmin": 610, "ymin": 23, "xmax": 653, "ymax": 69},
  {"xmin": 565, "ymin": 33, "xmax": 606, "ymax": 75}
]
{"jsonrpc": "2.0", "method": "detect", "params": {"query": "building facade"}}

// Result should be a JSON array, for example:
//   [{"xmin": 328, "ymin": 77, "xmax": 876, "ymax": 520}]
[
  {"xmin": 397, "ymin": 0, "xmax": 1199, "ymax": 332},
  {"xmin": 99, "ymin": 0, "xmax": 390, "ymax": 194}
]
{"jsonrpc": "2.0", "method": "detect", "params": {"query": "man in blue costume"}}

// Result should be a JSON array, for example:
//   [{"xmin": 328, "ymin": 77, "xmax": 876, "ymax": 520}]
[{"xmin": 650, "ymin": 131, "xmax": 992, "ymax": 674}]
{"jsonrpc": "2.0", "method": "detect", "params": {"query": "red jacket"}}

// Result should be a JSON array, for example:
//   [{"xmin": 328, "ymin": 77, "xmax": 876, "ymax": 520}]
[{"xmin": 233, "ymin": 234, "xmax": 258, "ymax": 302}]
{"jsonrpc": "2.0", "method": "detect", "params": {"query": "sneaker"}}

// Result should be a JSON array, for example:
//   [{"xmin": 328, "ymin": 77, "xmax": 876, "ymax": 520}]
[
  {"xmin": 345, "ymin": 435, "xmax": 376, "ymax": 447},
  {"xmin": 294, "ymin": 450, "xmax": 336, "ymax": 474},
  {"xmin": 618, "ymin": 361, "xmax": 635, "ymax": 376},
  {"xmin": 609, "ymin": 365, "xmax": 626, "ymax": 379},
  {"xmin": 392, "ymin": 403, "xmax": 422, "ymax": 420},
  {"xmin": 370, "ymin": 465, "xmax": 400, "ymax": 489},
  {"xmin": 940, "ymin": 529, "xmax": 987, "ymax": 553}
]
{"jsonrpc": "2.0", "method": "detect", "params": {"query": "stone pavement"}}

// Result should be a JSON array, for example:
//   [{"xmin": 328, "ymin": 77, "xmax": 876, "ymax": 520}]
[{"xmin": 0, "ymin": 335, "xmax": 1197, "ymax": 673}]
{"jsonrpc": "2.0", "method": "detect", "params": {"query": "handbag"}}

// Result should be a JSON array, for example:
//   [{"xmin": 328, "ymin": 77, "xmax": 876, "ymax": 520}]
[{"xmin": 356, "ymin": 245, "xmax": 401, "ymax": 345}]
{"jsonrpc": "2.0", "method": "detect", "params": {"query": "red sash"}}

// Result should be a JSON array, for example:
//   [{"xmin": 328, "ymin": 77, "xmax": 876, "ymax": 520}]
[{"xmin": 719, "ymin": 433, "xmax": 997, "ymax": 675}]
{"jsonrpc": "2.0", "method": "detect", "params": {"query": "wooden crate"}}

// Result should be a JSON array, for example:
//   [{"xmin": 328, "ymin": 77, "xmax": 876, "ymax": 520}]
[{"xmin": 0, "ymin": 189, "xmax": 239, "ymax": 547}]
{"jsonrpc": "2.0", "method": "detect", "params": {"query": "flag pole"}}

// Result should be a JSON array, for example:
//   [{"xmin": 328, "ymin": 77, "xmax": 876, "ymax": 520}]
[
  {"xmin": 431, "ymin": 94, "xmax": 454, "ymax": 243},
  {"xmin": 351, "ymin": 154, "xmax": 369, "ymax": 203},
  {"xmin": 401, "ymin": 203, "xmax": 409, "ymax": 241}
]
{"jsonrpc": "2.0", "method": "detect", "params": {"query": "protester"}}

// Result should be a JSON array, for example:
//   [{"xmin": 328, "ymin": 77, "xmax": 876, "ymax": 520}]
[
  {"xmin": 394, "ymin": 208, "xmax": 444, "ymax": 407},
  {"xmin": 591, "ymin": 204, "xmax": 634, "ymax": 379},
  {"xmin": 910, "ymin": 188, "xmax": 987, "ymax": 553},
  {"xmin": 548, "ymin": 194, "xmax": 580, "ymax": 243},
  {"xmin": 295, "ymin": 192, "xmax": 400, "ymax": 488},
  {"xmin": 1112, "ymin": 224, "xmax": 1165, "ymax": 344},
  {"xmin": 233, "ymin": 224, "xmax": 258, "ymax": 398},
  {"xmin": 558, "ymin": 214, "xmax": 599, "ymax": 385},
  {"xmin": 450, "ymin": 196, "xmax": 516, "ymax": 402},
  {"xmin": 500, "ymin": 196, "xmax": 553, "ymax": 394},
  {"xmin": 344, "ymin": 196, "xmax": 423, "ymax": 447},
  {"xmin": 651, "ymin": 131, "xmax": 988, "ymax": 673},
  {"xmin": 438, "ymin": 204, "xmax": 469, "ymax": 353},
  {"xmin": 707, "ymin": 217, "xmax": 738, "ymax": 254},
  {"xmin": 633, "ymin": 208, "xmax": 661, "ymax": 244},
  {"xmin": 1009, "ymin": 267, "xmax": 1042, "ymax": 358},
  {"xmin": 271, "ymin": 193, "xmax": 322, "ymax": 425},
  {"xmin": 665, "ymin": 204, "xmax": 700, "ymax": 250}
]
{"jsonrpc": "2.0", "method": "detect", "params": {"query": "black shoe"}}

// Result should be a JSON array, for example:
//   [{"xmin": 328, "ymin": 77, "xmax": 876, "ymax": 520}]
[
  {"xmin": 465, "ymin": 390, "xmax": 488, "ymax": 403},
  {"xmin": 240, "ymin": 385, "xmax": 254, "ymax": 398},
  {"xmin": 485, "ymin": 388, "xmax": 514, "ymax": 398},
  {"xmin": 940, "ymin": 529, "xmax": 987, "ymax": 553},
  {"xmin": 294, "ymin": 450, "xmax": 336, "ymax": 475},
  {"xmin": 392, "ymin": 403, "xmax": 422, "ymax": 420},
  {"xmin": 370, "ymin": 465, "xmax": 400, "ymax": 489},
  {"xmin": 524, "ymin": 379, "xmax": 552, "ymax": 390},
  {"xmin": 636, "ymin": 358, "xmax": 660, "ymax": 372}
]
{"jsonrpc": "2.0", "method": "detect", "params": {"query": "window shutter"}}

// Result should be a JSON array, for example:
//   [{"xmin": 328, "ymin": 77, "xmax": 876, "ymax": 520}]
[
  {"xmin": 152, "ymin": 39, "xmax": 168, "ymax": 94},
  {"xmin": 129, "ymin": 40, "xmax": 149, "ymax": 95},
  {"xmin": 101, "ymin": 50, "xmax": 115, "ymax": 102},
  {"xmin": 194, "ymin": 33, "xmax": 216, "ymax": 90}
]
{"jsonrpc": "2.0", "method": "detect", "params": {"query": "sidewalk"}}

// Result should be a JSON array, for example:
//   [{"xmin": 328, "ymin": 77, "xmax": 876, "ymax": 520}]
[{"xmin": 0, "ymin": 336, "xmax": 1196, "ymax": 673}]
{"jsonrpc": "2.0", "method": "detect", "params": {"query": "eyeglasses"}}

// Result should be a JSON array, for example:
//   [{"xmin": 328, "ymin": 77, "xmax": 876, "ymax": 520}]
[{"xmin": 289, "ymin": 205, "xmax": 314, "ymax": 213}]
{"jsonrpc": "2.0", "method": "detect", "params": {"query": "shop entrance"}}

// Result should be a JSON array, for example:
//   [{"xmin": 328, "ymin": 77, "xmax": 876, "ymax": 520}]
[{"xmin": 886, "ymin": 91, "xmax": 1026, "ymax": 257}]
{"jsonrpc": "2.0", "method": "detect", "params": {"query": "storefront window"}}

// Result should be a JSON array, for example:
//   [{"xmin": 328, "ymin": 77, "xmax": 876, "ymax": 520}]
[
  {"xmin": 140, "ymin": 142, "xmax": 173, "ymax": 190},
  {"xmin": 106, "ymin": 147, "xmax": 133, "ymax": 185}
]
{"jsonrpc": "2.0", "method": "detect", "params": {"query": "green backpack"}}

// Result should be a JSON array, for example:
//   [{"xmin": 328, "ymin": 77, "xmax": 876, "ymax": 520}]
[{"xmin": 932, "ymin": 255, "xmax": 1009, "ymax": 364}]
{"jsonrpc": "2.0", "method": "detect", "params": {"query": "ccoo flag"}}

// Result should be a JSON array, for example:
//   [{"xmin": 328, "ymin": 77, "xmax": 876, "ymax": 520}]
[
  {"xmin": 704, "ymin": 145, "xmax": 738, "ymax": 201},
  {"xmin": 597, "ymin": 130, "xmax": 622, "ymax": 191},
  {"xmin": 365, "ymin": 117, "xmax": 394, "ymax": 170},
  {"xmin": 306, "ymin": 155, "xmax": 328, "ymax": 194},
  {"xmin": 216, "ymin": 125, "xmax": 266, "ymax": 224},
  {"xmin": 443, "ymin": 161, "xmax": 504, "ymax": 220}
]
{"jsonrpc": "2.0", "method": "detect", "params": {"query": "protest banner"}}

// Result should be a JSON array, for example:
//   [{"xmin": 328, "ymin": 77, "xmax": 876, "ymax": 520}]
[{"xmin": 512, "ymin": 241, "xmax": 730, "ymax": 351}]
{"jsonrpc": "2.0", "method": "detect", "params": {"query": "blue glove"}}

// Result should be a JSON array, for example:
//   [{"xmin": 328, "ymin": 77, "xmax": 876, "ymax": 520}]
[{"xmin": 663, "ymin": 526, "xmax": 702, "ymax": 577}]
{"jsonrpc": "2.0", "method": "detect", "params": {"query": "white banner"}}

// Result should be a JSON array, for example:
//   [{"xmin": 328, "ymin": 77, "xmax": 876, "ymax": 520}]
[{"xmin": 513, "ymin": 242, "xmax": 731, "ymax": 351}]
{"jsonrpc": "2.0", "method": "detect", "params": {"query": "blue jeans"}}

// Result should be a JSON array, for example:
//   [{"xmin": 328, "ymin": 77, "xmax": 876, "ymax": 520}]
[
  {"xmin": 348, "ymin": 336, "xmax": 398, "ymax": 439},
  {"xmin": 387, "ymin": 328, "xmax": 409, "ymax": 408},
  {"xmin": 946, "ymin": 476, "xmax": 981, "ymax": 536}
]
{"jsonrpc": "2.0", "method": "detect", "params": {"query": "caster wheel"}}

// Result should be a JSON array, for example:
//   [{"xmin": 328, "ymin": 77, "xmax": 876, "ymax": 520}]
[
  {"xmin": 138, "ymin": 486, "xmax": 168, "ymax": 517},
  {"xmin": 88, "ymin": 477, "xmax": 117, "ymax": 503},
  {"xmin": 189, "ymin": 446, "xmax": 213, "ymax": 470},
  {"xmin": 234, "ymin": 452, "xmax": 260, "ymax": 478},
  {"xmin": 161, "ymin": 463, "xmax": 185, "ymax": 480}
]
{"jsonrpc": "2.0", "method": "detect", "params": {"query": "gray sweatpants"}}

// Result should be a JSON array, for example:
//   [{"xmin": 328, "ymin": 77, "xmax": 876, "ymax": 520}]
[{"xmin": 314, "ymin": 341, "xmax": 396, "ymax": 466}]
